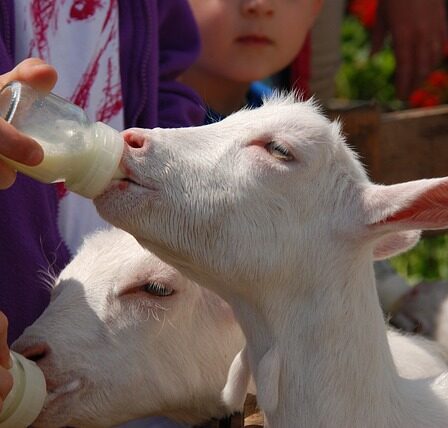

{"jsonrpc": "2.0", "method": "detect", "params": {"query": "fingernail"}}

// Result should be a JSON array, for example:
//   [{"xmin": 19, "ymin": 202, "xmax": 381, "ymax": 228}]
[{"xmin": 26, "ymin": 147, "xmax": 43, "ymax": 165}]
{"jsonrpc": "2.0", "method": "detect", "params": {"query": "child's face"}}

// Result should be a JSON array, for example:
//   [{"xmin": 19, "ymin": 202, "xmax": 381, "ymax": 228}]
[{"xmin": 188, "ymin": 0, "xmax": 323, "ymax": 82}]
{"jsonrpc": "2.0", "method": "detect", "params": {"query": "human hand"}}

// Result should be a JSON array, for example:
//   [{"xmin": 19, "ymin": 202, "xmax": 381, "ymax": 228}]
[
  {"xmin": 0, "ymin": 58, "xmax": 57, "ymax": 189},
  {"xmin": 0, "ymin": 312, "xmax": 12, "ymax": 413},
  {"xmin": 371, "ymin": 0, "xmax": 448, "ymax": 99}
]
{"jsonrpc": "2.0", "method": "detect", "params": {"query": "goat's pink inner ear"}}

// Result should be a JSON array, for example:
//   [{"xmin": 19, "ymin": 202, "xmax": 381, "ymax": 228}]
[
  {"xmin": 373, "ymin": 230, "xmax": 421, "ymax": 260},
  {"xmin": 123, "ymin": 130, "xmax": 146, "ymax": 149},
  {"xmin": 383, "ymin": 183, "xmax": 448, "ymax": 225}
]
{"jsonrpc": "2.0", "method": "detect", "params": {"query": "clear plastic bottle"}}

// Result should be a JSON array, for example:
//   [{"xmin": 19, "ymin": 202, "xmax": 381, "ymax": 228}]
[
  {"xmin": 0, "ymin": 351, "xmax": 46, "ymax": 428},
  {"xmin": 0, "ymin": 81, "xmax": 124, "ymax": 198}
]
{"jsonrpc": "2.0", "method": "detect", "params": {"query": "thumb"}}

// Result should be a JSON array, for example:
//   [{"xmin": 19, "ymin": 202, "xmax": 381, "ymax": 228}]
[{"xmin": 0, "ymin": 58, "xmax": 57, "ymax": 93}]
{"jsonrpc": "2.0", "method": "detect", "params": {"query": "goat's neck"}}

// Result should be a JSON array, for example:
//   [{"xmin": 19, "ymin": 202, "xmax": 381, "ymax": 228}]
[{"xmin": 228, "ymin": 257, "xmax": 424, "ymax": 428}]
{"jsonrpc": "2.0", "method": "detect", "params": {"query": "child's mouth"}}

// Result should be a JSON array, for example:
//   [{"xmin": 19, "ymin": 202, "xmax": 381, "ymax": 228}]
[{"xmin": 236, "ymin": 35, "xmax": 273, "ymax": 45}]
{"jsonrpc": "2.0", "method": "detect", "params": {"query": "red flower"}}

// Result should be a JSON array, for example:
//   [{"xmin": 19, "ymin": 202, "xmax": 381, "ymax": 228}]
[
  {"xmin": 409, "ymin": 89, "xmax": 427, "ymax": 107},
  {"xmin": 427, "ymin": 70, "xmax": 448, "ymax": 88},
  {"xmin": 409, "ymin": 89, "xmax": 441, "ymax": 108},
  {"xmin": 349, "ymin": 0, "xmax": 378, "ymax": 29},
  {"xmin": 421, "ymin": 94, "xmax": 441, "ymax": 107}
]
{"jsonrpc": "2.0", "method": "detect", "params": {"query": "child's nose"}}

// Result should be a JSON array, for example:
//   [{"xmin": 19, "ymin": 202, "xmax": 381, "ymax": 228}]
[{"xmin": 241, "ymin": 0, "xmax": 274, "ymax": 17}]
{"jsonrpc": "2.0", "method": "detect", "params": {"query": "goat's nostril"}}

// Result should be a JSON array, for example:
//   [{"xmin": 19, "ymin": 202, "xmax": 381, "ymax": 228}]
[
  {"xmin": 123, "ymin": 131, "xmax": 146, "ymax": 149},
  {"xmin": 20, "ymin": 343, "xmax": 50, "ymax": 362}
]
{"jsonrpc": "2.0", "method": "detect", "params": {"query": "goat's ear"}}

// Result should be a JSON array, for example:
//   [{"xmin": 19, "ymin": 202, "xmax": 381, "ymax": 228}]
[
  {"xmin": 362, "ymin": 178, "xmax": 448, "ymax": 249},
  {"xmin": 373, "ymin": 230, "xmax": 421, "ymax": 260}
]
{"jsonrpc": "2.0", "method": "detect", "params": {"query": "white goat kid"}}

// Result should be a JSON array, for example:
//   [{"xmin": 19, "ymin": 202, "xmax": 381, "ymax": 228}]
[
  {"xmin": 12, "ymin": 228, "xmax": 245, "ymax": 428},
  {"xmin": 95, "ymin": 95, "xmax": 448, "ymax": 428}
]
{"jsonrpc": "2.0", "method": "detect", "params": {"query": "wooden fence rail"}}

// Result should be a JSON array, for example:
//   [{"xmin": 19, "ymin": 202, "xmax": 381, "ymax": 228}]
[{"xmin": 325, "ymin": 102, "xmax": 448, "ymax": 185}]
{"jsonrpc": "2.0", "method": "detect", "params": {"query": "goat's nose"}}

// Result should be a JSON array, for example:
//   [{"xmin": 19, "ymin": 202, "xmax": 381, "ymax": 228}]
[
  {"xmin": 241, "ymin": 0, "xmax": 274, "ymax": 17},
  {"xmin": 13, "ymin": 342, "xmax": 51, "ymax": 363},
  {"xmin": 123, "ymin": 129, "xmax": 147, "ymax": 149}
]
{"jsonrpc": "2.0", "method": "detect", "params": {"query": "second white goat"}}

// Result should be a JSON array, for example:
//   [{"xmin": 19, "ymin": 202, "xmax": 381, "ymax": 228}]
[{"xmin": 13, "ymin": 228, "xmax": 245, "ymax": 428}]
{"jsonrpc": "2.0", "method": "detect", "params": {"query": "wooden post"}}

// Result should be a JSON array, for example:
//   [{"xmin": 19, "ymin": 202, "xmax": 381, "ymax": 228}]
[
  {"xmin": 195, "ymin": 394, "xmax": 263, "ymax": 428},
  {"xmin": 242, "ymin": 394, "xmax": 263, "ymax": 427},
  {"xmin": 326, "ymin": 101, "xmax": 448, "ymax": 185},
  {"xmin": 379, "ymin": 105, "xmax": 448, "ymax": 184}
]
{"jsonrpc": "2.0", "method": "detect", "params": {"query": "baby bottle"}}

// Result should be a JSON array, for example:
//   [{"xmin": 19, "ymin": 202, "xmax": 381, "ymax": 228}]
[
  {"xmin": 0, "ymin": 351, "xmax": 47, "ymax": 428},
  {"xmin": 0, "ymin": 81, "xmax": 124, "ymax": 198}
]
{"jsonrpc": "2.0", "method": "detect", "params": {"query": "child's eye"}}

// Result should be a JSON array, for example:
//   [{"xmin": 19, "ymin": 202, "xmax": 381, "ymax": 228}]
[
  {"xmin": 142, "ymin": 281, "xmax": 174, "ymax": 297},
  {"xmin": 265, "ymin": 141, "xmax": 293, "ymax": 161}
]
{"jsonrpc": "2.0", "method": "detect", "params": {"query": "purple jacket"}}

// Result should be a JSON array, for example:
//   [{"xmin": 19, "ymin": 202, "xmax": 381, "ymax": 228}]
[{"xmin": 0, "ymin": 0, "xmax": 204, "ymax": 343}]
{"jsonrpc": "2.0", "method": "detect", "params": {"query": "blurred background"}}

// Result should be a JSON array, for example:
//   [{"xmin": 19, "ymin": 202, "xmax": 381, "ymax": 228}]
[{"xmin": 332, "ymin": 0, "xmax": 448, "ymax": 285}]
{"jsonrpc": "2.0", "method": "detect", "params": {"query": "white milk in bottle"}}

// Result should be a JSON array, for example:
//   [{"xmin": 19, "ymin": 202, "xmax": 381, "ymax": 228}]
[{"xmin": 0, "ymin": 81, "xmax": 124, "ymax": 198}]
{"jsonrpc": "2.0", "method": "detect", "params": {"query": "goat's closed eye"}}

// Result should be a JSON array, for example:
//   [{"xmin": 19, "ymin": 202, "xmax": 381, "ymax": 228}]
[
  {"xmin": 142, "ymin": 281, "xmax": 174, "ymax": 297},
  {"xmin": 265, "ymin": 141, "xmax": 293, "ymax": 161}
]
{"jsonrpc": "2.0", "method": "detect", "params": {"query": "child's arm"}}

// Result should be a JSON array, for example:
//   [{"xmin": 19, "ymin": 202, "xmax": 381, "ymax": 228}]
[{"xmin": 157, "ymin": 0, "xmax": 205, "ymax": 128}]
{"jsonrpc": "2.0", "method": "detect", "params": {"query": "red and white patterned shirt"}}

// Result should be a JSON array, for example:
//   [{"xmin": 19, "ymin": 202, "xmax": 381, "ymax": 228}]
[
  {"xmin": 15, "ymin": 0, "xmax": 124, "ymax": 254},
  {"xmin": 15, "ymin": 0, "xmax": 124, "ymax": 129}
]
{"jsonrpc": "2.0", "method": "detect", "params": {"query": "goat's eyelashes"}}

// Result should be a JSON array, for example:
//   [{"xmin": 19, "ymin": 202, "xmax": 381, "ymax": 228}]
[
  {"xmin": 142, "ymin": 281, "xmax": 174, "ymax": 297},
  {"xmin": 265, "ymin": 141, "xmax": 293, "ymax": 161}
]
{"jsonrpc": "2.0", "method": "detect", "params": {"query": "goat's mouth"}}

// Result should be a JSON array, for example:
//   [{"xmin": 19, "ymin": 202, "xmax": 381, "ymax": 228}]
[
  {"xmin": 30, "ymin": 378, "xmax": 84, "ymax": 428},
  {"xmin": 44, "ymin": 378, "xmax": 83, "ymax": 406},
  {"xmin": 114, "ymin": 176, "xmax": 141, "ymax": 188},
  {"xmin": 104, "ymin": 156, "xmax": 160, "ymax": 195},
  {"xmin": 108, "ymin": 172, "xmax": 160, "ymax": 195}
]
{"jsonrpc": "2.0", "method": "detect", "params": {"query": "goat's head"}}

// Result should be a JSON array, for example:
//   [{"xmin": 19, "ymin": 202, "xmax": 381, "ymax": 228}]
[
  {"xmin": 12, "ymin": 228, "xmax": 243, "ymax": 427},
  {"xmin": 96, "ymin": 96, "xmax": 448, "ymax": 299}
]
